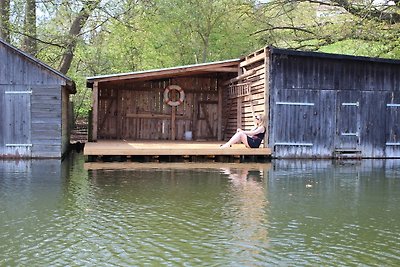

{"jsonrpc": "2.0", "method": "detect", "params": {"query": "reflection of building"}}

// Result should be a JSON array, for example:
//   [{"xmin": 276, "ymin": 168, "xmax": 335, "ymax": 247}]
[
  {"xmin": 0, "ymin": 159, "xmax": 67, "ymax": 218},
  {"xmin": 222, "ymin": 167, "xmax": 269, "ymax": 252}
]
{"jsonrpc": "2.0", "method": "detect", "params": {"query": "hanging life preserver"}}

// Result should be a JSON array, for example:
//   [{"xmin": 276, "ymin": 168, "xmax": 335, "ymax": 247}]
[{"xmin": 163, "ymin": 85, "xmax": 185, "ymax": 106}]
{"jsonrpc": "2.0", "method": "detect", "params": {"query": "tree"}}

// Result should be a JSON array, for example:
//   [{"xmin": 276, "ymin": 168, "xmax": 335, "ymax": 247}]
[
  {"xmin": 22, "ymin": 0, "xmax": 37, "ymax": 55},
  {"xmin": 0, "ymin": 0, "xmax": 10, "ymax": 42},
  {"xmin": 134, "ymin": 0, "xmax": 260, "ymax": 65},
  {"xmin": 254, "ymin": 0, "xmax": 400, "ymax": 57},
  {"xmin": 59, "ymin": 0, "xmax": 101, "ymax": 74}
]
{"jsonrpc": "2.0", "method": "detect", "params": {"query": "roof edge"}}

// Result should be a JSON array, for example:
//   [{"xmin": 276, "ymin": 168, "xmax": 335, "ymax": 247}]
[
  {"xmin": 268, "ymin": 46, "xmax": 400, "ymax": 65},
  {"xmin": 86, "ymin": 58, "xmax": 241, "ymax": 84},
  {"xmin": 0, "ymin": 38, "xmax": 76, "ymax": 94}
]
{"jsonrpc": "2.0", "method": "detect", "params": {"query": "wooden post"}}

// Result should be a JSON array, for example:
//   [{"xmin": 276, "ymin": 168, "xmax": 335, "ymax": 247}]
[
  {"xmin": 171, "ymin": 106, "xmax": 176, "ymax": 140},
  {"xmin": 263, "ymin": 48, "xmax": 269, "ymax": 148},
  {"xmin": 116, "ymin": 89, "xmax": 120, "ymax": 139},
  {"xmin": 237, "ymin": 97, "xmax": 242, "ymax": 129},
  {"xmin": 171, "ymin": 89, "xmax": 176, "ymax": 140},
  {"xmin": 217, "ymin": 80, "xmax": 223, "ymax": 141},
  {"xmin": 92, "ymin": 81, "xmax": 99, "ymax": 141}
]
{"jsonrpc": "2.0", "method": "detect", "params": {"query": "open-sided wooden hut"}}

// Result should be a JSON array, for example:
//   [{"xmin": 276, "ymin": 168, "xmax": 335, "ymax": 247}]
[
  {"xmin": 85, "ymin": 56, "xmax": 271, "ymax": 159},
  {"xmin": 87, "ymin": 59, "xmax": 242, "ymax": 142},
  {"xmin": 86, "ymin": 46, "xmax": 400, "ymax": 159},
  {"xmin": 0, "ymin": 39, "xmax": 76, "ymax": 158}
]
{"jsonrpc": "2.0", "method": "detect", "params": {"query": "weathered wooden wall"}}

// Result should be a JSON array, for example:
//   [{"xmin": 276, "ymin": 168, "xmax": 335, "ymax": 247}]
[
  {"xmin": 61, "ymin": 86, "xmax": 71, "ymax": 155},
  {"xmin": 0, "ymin": 41, "xmax": 72, "ymax": 158},
  {"xmin": 269, "ymin": 49, "xmax": 400, "ymax": 158},
  {"xmin": 97, "ymin": 75, "xmax": 228, "ymax": 141},
  {"xmin": 223, "ymin": 48, "xmax": 268, "ymax": 143}
]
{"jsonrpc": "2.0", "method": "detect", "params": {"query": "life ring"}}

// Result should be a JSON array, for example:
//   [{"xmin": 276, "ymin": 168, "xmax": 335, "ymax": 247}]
[{"xmin": 164, "ymin": 85, "xmax": 185, "ymax": 106}]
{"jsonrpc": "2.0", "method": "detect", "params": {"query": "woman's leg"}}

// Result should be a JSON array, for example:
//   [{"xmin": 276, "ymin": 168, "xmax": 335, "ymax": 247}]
[{"xmin": 220, "ymin": 132, "xmax": 250, "ymax": 148}]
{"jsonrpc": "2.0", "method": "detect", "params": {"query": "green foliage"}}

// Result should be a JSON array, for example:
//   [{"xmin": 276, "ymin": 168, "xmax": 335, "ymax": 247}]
[{"xmin": 4, "ymin": 0, "xmax": 399, "ymax": 120}]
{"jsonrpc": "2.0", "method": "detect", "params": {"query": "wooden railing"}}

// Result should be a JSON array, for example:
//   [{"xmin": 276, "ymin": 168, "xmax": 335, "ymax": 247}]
[{"xmin": 228, "ymin": 83, "xmax": 250, "ymax": 99}]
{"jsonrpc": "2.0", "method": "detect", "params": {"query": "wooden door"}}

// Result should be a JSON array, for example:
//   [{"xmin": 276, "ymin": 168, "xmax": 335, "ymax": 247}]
[
  {"xmin": 196, "ymin": 101, "xmax": 218, "ymax": 140},
  {"xmin": 98, "ymin": 89, "xmax": 118, "ymax": 139},
  {"xmin": 4, "ymin": 90, "xmax": 32, "ymax": 156},
  {"xmin": 386, "ymin": 92, "xmax": 400, "ymax": 157},
  {"xmin": 335, "ymin": 91, "xmax": 360, "ymax": 150}
]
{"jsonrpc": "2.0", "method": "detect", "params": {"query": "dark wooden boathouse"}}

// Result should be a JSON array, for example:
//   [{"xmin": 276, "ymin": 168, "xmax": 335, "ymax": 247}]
[
  {"xmin": 0, "ymin": 39, "xmax": 76, "ymax": 158},
  {"xmin": 268, "ymin": 47, "xmax": 400, "ymax": 158},
  {"xmin": 85, "ymin": 46, "xmax": 400, "ymax": 159}
]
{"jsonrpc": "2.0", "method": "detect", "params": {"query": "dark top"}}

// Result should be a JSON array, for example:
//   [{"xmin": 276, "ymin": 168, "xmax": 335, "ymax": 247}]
[
  {"xmin": 247, "ymin": 126, "xmax": 266, "ymax": 148},
  {"xmin": 252, "ymin": 127, "xmax": 266, "ymax": 141}
]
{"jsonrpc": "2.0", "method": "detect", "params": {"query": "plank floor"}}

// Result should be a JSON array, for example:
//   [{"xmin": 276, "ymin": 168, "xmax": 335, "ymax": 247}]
[{"xmin": 84, "ymin": 140, "xmax": 272, "ymax": 157}]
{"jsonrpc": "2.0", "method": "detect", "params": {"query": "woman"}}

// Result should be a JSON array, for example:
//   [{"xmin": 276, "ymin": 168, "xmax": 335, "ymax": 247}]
[{"xmin": 220, "ymin": 114, "xmax": 266, "ymax": 148}]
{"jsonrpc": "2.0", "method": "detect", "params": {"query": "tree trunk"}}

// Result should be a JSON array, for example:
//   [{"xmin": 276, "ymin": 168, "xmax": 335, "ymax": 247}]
[
  {"xmin": 22, "ymin": 0, "xmax": 37, "ymax": 55},
  {"xmin": 58, "ymin": 0, "xmax": 101, "ymax": 74},
  {"xmin": 0, "ymin": 0, "xmax": 10, "ymax": 42}
]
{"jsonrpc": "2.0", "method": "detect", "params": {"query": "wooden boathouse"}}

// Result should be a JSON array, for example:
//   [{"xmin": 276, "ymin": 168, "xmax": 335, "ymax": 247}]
[
  {"xmin": 85, "ymin": 46, "xmax": 400, "ymax": 159},
  {"xmin": 85, "ymin": 55, "xmax": 271, "ymax": 161},
  {"xmin": 0, "ymin": 39, "xmax": 76, "ymax": 158},
  {"xmin": 268, "ymin": 48, "xmax": 400, "ymax": 158}
]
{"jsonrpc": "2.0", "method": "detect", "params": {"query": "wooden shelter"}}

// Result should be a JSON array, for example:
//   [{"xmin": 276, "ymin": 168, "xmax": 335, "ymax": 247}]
[
  {"xmin": 86, "ymin": 46, "xmax": 400, "ymax": 159},
  {"xmin": 0, "ymin": 39, "xmax": 76, "ymax": 158},
  {"xmin": 85, "ymin": 57, "xmax": 271, "ymax": 160}
]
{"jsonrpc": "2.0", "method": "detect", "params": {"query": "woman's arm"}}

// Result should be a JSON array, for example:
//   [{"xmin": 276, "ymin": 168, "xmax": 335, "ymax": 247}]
[{"xmin": 242, "ymin": 126, "xmax": 264, "ymax": 136}]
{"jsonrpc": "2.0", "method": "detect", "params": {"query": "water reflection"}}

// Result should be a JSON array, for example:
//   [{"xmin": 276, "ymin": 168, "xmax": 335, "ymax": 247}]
[
  {"xmin": 0, "ymin": 159, "xmax": 68, "ymax": 266},
  {"xmin": 221, "ymin": 167, "xmax": 269, "ymax": 265},
  {"xmin": 267, "ymin": 159, "xmax": 400, "ymax": 265},
  {"xmin": 1, "ymin": 156, "xmax": 400, "ymax": 266}
]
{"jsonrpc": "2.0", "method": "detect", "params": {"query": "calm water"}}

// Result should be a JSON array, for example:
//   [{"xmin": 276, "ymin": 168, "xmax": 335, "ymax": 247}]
[{"xmin": 1, "ymin": 153, "xmax": 400, "ymax": 266}]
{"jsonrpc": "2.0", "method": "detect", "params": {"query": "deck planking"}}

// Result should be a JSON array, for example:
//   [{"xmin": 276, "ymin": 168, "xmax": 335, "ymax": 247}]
[{"xmin": 84, "ymin": 140, "xmax": 272, "ymax": 158}]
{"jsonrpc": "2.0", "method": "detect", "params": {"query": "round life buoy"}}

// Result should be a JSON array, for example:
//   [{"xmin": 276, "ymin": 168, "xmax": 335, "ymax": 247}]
[{"xmin": 164, "ymin": 85, "xmax": 185, "ymax": 106}]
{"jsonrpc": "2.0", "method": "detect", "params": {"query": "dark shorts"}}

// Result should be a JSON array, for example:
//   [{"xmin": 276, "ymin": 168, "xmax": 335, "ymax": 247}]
[{"xmin": 247, "ymin": 136, "xmax": 262, "ymax": 148}]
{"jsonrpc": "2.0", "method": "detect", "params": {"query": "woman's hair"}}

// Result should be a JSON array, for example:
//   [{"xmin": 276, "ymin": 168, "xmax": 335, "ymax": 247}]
[{"xmin": 256, "ymin": 113, "xmax": 267, "ymax": 127}]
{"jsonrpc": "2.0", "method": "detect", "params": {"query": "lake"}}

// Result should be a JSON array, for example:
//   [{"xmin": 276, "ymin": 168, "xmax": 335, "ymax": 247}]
[{"xmin": 1, "ymin": 153, "xmax": 400, "ymax": 266}]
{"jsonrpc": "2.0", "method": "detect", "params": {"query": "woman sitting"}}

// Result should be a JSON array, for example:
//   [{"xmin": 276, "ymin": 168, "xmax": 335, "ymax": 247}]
[{"xmin": 220, "ymin": 114, "xmax": 266, "ymax": 149}]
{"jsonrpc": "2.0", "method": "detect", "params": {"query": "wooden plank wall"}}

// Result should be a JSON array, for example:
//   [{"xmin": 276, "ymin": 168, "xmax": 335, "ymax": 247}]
[
  {"xmin": 0, "ymin": 43, "xmax": 67, "ymax": 158},
  {"xmin": 269, "ymin": 53, "xmax": 400, "ymax": 158},
  {"xmin": 61, "ymin": 87, "xmax": 70, "ymax": 155},
  {"xmin": 97, "ymin": 76, "xmax": 227, "ymax": 141},
  {"xmin": 223, "ymin": 48, "xmax": 267, "ymax": 140},
  {"xmin": 31, "ymin": 86, "xmax": 62, "ymax": 158}
]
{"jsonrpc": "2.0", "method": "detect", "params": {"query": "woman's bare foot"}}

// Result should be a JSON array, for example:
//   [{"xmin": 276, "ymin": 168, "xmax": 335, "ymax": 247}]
[{"xmin": 219, "ymin": 144, "xmax": 231, "ymax": 149}]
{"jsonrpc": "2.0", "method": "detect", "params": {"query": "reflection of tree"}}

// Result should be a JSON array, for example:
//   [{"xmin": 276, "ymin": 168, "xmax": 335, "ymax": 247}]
[{"xmin": 221, "ymin": 167, "xmax": 269, "ymax": 258}]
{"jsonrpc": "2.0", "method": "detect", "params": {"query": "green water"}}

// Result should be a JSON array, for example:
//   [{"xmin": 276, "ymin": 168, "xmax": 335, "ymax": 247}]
[{"xmin": 1, "ymin": 153, "xmax": 400, "ymax": 266}]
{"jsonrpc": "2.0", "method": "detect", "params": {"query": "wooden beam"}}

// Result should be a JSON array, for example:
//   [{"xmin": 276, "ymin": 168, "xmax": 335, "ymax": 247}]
[
  {"xmin": 92, "ymin": 82, "xmax": 98, "ymax": 141},
  {"xmin": 88, "ymin": 61, "xmax": 240, "ymax": 83},
  {"xmin": 264, "ymin": 53, "xmax": 270, "ymax": 148},
  {"xmin": 202, "ymin": 67, "xmax": 238, "ymax": 73},
  {"xmin": 237, "ymin": 97, "xmax": 242, "ymax": 129},
  {"xmin": 217, "ymin": 82, "xmax": 223, "ymax": 141},
  {"xmin": 240, "ymin": 49, "xmax": 266, "ymax": 68},
  {"xmin": 223, "ymin": 70, "xmax": 256, "ymax": 85},
  {"xmin": 171, "ymin": 107, "xmax": 176, "ymax": 140},
  {"xmin": 83, "ymin": 141, "xmax": 272, "ymax": 156},
  {"xmin": 126, "ymin": 113, "xmax": 189, "ymax": 119}
]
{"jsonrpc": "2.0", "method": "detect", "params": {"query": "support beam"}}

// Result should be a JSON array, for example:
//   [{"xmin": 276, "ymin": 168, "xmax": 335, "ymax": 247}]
[
  {"xmin": 92, "ymin": 82, "xmax": 98, "ymax": 141},
  {"xmin": 223, "ymin": 70, "xmax": 256, "ymax": 86}
]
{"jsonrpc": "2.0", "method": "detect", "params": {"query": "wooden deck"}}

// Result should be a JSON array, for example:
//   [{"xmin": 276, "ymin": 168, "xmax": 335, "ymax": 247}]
[{"xmin": 84, "ymin": 140, "xmax": 272, "ymax": 161}]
